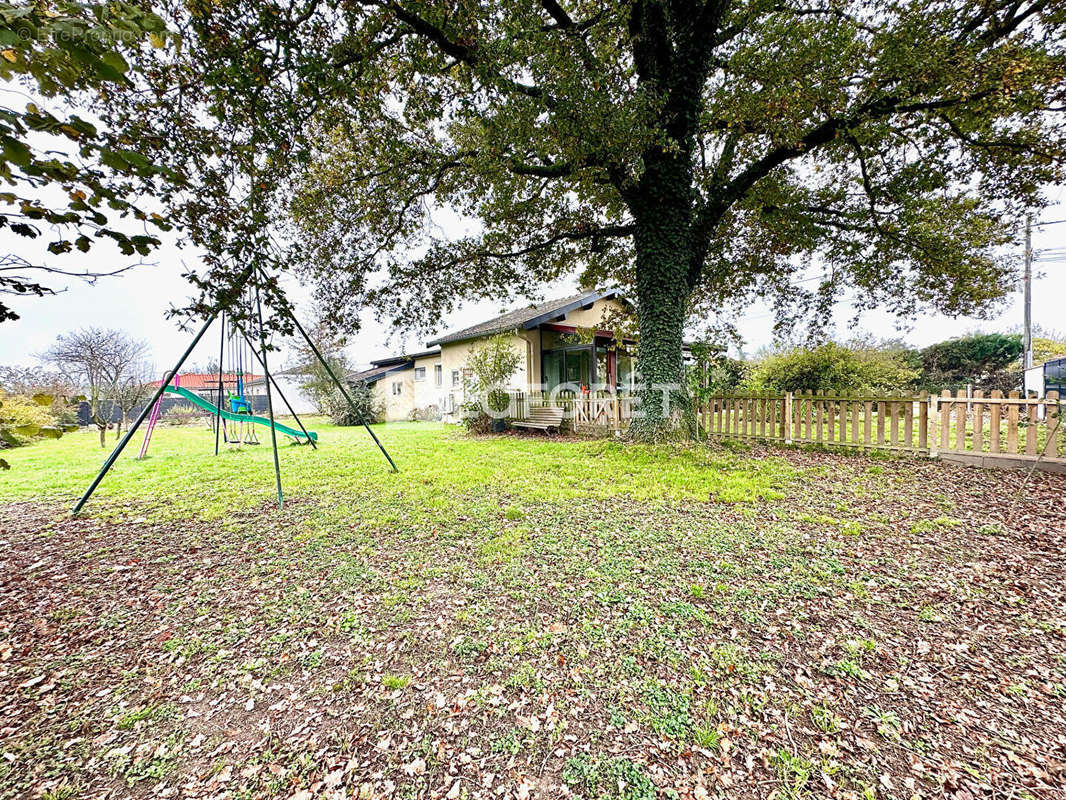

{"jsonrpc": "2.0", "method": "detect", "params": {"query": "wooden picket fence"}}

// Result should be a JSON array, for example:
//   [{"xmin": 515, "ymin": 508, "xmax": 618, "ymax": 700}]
[
  {"xmin": 509, "ymin": 390, "xmax": 637, "ymax": 431},
  {"xmin": 703, "ymin": 389, "xmax": 1064, "ymax": 471},
  {"xmin": 507, "ymin": 388, "xmax": 1065, "ymax": 472}
]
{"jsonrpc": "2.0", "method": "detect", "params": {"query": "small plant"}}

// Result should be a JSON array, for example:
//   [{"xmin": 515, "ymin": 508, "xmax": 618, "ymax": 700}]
[
  {"xmin": 642, "ymin": 681, "xmax": 692, "ymax": 738},
  {"xmin": 772, "ymin": 748, "xmax": 814, "ymax": 797},
  {"xmin": 918, "ymin": 605, "xmax": 939, "ymax": 622},
  {"xmin": 692, "ymin": 724, "xmax": 721, "ymax": 748},
  {"xmin": 42, "ymin": 785, "xmax": 79, "ymax": 800},
  {"xmin": 562, "ymin": 755, "xmax": 655, "ymax": 800},
  {"xmin": 451, "ymin": 636, "xmax": 489, "ymax": 661},
  {"xmin": 116, "ymin": 702, "xmax": 176, "ymax": 730},
  {"xmin": 867, "ymin": 706, "xmax": 903, "ymax": 741},
  {"xmin": 506, "ymin": 662, "xmax": 542, "ymax": 692},
  {"xmin": 909, "ymin": 516, "xmax": 962, "ymax": 534},
  {"xmin": 825, "ymin": 658, "xmax": 865, "ymax": 680},
  {"xmin": 810, "ymin": 704, "xmax": 842, "ymax": 734},
  {"xmin": 381, "ymin": 674, "xmax": 412, "ymax": 690},
  {"xmin": 492, "ymin": 728, "xmax": 523, "ymax": 755}
]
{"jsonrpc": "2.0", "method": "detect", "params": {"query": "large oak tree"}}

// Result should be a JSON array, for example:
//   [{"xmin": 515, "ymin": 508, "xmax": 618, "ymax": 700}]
[{"xmin": 110, "ymin": 0, "xmax": 1065, "ymax": 437}]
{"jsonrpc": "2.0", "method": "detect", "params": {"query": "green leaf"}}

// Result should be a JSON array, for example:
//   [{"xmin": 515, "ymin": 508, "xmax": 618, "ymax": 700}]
[{"xmin": 99, "ymin": 50, "xmax": 129, "ymax": 77}]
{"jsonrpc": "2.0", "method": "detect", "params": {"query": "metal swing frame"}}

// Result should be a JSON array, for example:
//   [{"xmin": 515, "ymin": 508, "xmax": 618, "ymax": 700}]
[{"xmin": 72, "ymin": 268, "xmax": 397, "ymax": 515}]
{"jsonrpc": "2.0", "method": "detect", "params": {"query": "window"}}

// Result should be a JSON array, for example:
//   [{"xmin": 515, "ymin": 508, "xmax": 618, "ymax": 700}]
[
  {"xmin": 542, "ymin": 346, "xmax": 593, "ymax": 392},
  {"xmin": 392, "ymin": 381, "xmax": 402, "ymax": 396},
  {"xmin": 451, "ymin": 369, "xmax": 460, "ymax": 388},
  {"xmin": 414, "ymin": 366, "xmax": 426, "ymax": 381},
  {"xmin": 435, "ymin": 364, "xmax": 442, "ymax": 386}
]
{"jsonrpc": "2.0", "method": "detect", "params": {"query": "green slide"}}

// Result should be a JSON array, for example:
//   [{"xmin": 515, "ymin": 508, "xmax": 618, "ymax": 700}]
[{"xmin": 163, "ymin": 385, "xmax": 318, "ymax": 442}]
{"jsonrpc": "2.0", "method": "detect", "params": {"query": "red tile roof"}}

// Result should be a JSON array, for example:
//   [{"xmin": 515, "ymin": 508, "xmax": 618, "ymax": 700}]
[{"xmin": 153, "ymin": 372, "xmax": 264, "ymax": 390}]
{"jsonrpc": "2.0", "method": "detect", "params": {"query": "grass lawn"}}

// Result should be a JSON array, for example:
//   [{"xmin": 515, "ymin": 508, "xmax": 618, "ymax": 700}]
[{"xmin": 1, "ymin": 421, "xmax": 1065, "ymax": 799}]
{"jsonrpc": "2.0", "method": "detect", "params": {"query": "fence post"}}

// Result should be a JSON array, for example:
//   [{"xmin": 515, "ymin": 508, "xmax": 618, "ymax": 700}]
[
  {"xmin": 784, "ymin": 392, "xmax": 793, "ymax": 444},
  {"xmin": 928, "ymin": 394, "xmax": 938, "ymax": 458},
  {"xmin": 1046, "ymin": 391, "xmax": 1061, "ymax": 458}
]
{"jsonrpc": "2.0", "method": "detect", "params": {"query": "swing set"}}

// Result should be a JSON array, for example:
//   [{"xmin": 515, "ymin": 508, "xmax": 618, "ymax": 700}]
[{"xmin": 72, "ymin": 268, "xmax": 397, "ymax": 515}]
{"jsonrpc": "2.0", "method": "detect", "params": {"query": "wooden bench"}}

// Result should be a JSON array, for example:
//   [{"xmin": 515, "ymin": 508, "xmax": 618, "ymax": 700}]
[{"xmin": 511, "ymin": 405, "xmax": 565, "ymax": 433}]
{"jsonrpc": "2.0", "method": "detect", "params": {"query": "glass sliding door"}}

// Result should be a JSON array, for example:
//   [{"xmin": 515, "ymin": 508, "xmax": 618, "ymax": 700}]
[
  {"xmin": 543, "ymin": 346, "xmax": 593, "ymax": 392},
  {"xmin": 565, "ymin": 349, "xmax": 590, "ymax": 388},
  {"xmin": 617, "ymin": 351, "xmax": 635, "ymax": 394},
  {"xmin": 543, "ymin": 350, "xmax": 564, "ymax": 393}
]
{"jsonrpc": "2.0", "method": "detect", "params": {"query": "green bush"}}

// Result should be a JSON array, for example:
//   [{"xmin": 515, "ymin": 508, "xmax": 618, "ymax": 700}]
[
  {"xmin": 687, "ymin": 341, "xmax": 749, "ymax": 405},
  {"xmin": 918, "ymin": 333, "xmax": 1022, "ymax": 391},
  {"xmin": 162, "ymin": 404, "xmax": 209, "ymax": 427},
  {"xmin": 328, "ymin": 380, "xmax": 382, "ymax": 425},
  {"xmin": 0, "ymin": 392, "xmax": 60, "ymax": 448},
  {"xmin": 745, "ymin": 343, "xmax": 917, "ymax": 394},
  {"xmin": 459, "ymin": 400, "xmax": 494, "ymax": 434}
]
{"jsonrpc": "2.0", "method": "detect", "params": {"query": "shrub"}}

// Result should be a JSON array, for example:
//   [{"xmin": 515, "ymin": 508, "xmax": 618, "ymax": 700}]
[
  {"xmin": 463, "ymin": 334, "xmax": 521, "ymax": 422},
  {"xmin": 1032, "ymin": 336, "xmax": 1066, "ymax": 367},
  {"xmin": 459, "ymin": 400, "xmax": 494, "ymax": 434},
  {"xmin": 409, "ymin": 404, "xmax": 441, "ymax": 422},
  {"xmin": 328, "ymin": 380, "xmax": 382, "ymax": 425},
  {"xmin": 162, "ymin": 404, "xmax": 209, "ymax": 427},
  {"xmin": 687, "ymin": 341, "xmax": 749, "ymax": 404},
  {"xmin": 0, "ymin": 391, "xmax": 60, "ymax": 448},
  {"xmin": 918, "ymin": 333, "xmax": 1022, "ymax": 391},
  {"xmin": 745, "ymin": 342, "xmax": 917, "ymax": 394}
]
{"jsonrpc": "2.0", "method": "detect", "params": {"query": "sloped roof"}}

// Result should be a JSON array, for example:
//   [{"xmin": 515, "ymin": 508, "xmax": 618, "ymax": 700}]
[
  {"xmin": 153, "ymin": 372, "xmax": 263, "ymax": 390},
  {"xmin": 426, "ymin": 289, "xmax": 623, "ymax": 347},
  {"xmin": 349, "ymin": 362, "xmax": 413, "ymax": 384},
  {"xmin": 369, "ymin": 347, "xmax": 440, "ymax": 367}
]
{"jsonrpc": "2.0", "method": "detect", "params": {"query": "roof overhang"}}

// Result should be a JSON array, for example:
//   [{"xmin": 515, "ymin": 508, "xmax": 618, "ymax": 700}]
[{"xmin": 519, "ymin": 288, "xmax": 623, "ymax": 330}]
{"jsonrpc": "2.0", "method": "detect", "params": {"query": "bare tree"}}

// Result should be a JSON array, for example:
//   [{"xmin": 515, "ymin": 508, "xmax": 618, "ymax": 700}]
[
  {"xmin": 0, "ymin": 366, "xmax": 78, "ymax": 399},
  {"xmin": 108, "ymin": 359, "xmax": 156, "ymax": 439},
  {"xmin": 42, "ymin": 328, "xmax": 152, "ymax": 447}
]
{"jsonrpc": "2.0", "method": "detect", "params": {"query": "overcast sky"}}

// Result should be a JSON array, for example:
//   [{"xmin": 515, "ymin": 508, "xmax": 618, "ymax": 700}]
[{"xmin": 2, "ymin": 191, "xmax": 1063, "ymax": 376}]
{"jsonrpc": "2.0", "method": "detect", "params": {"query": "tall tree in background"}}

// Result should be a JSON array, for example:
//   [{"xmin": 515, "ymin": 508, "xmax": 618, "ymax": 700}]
[
  {"xmin": 42, "ymin": 328, "xmax": 150, "ymax": 446},
  {"xmin": 287, "ymin": 319, "xmax": 353, "ymax": 413},
  {"xmin": 104, "ymin": 0, "xmax": 1065, "ymax": 438}
]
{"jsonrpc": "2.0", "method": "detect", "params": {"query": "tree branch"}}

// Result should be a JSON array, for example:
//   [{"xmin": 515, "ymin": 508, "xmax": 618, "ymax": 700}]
[{"xmin": 366, "ymin": 0, "xmax": 552, "ymax": 105}]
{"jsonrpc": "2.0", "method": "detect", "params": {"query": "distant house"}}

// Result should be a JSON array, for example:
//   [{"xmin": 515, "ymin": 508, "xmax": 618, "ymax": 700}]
[
  {"xmin": 350, "ymin": 288, "xmax": 635, "ymax": 422},
  {"xmin": 242, "ymin": 372, "xmax": 320, "ymax": 415},
  {"xmin": 153, "ymin": 372, "xmax": 265, "ymax": 406},
  {"xmin": 1024, "ymin": 355, "xmax": 1066, "ymax": 398}
]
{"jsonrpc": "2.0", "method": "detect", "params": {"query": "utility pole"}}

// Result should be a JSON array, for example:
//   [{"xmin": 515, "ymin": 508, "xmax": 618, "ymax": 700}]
[{"xmin": 1023, "ymin": 216, "xmax": 1033, "ymax": 370}]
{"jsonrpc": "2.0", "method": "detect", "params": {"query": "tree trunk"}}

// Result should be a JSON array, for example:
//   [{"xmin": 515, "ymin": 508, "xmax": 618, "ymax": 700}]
[
  {"xmin": 98, "ymin": 424, "xmax": 106, "ymax": 448},
  {"xmin": 628, "ymin": 156, "xmax": 697, "ymax": 442}
]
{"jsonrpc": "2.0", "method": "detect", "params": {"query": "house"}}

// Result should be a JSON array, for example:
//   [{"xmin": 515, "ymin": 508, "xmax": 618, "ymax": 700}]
[
  {"xmin": 350, "ymin": 348, "xmax": 444, "ymax": 422},
  {"xmin": 1024, "ymin": 355, "xmax": 1066, "ymax": 398},
  {"xmin": 153, "ymin": 372, "xmax": 265, "ymax": 405},
  {"xmin": 350, "ymin": 288, "xmax": 636, "ymax": 422},
  {"xmin": 242, "ymin": 372, "xmax": 320, "ymax": 415}
]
